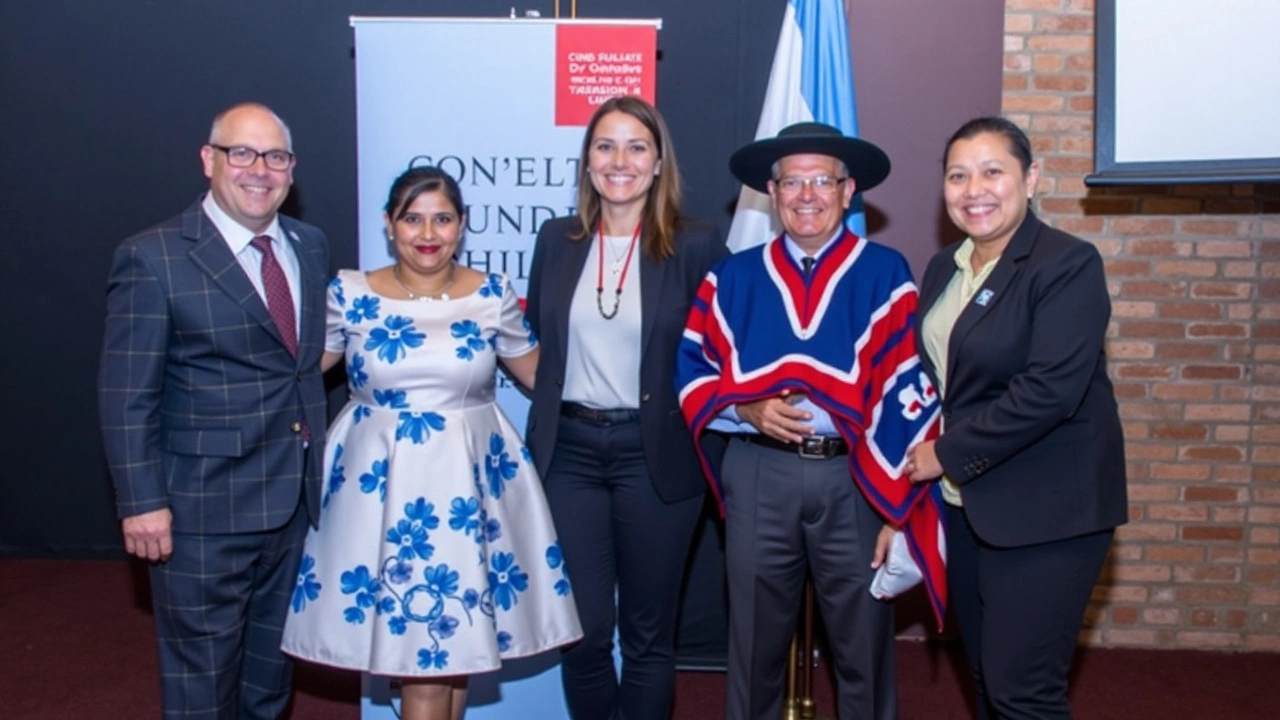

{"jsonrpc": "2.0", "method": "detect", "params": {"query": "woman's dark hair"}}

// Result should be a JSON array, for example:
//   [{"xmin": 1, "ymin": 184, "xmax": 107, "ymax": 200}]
[
  {"xmin": 572, "ymin": 96, "xmax": 683, "ymax": 261},
  {"xmin": 384, "ymin": 165, "xmax": 465, "ymax": 221},
  {"xmin": 943, "ymin": 116, "xmax": 1034, "ymax": 173}
]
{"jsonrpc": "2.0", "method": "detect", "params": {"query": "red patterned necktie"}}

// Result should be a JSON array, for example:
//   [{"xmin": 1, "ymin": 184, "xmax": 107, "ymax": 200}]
[
  {"xmin": 250, "ymin": 235, "xmax": 298, "ymax": 357},
  {"xmin": 250, "ymin": 235, "xmax": 309, "ymax": 443}
]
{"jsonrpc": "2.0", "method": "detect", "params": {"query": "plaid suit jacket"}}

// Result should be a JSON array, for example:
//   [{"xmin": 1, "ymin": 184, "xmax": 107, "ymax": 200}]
[{"xmin": 99, "ymin": 198, "xmax": 330, "ymax": 534}]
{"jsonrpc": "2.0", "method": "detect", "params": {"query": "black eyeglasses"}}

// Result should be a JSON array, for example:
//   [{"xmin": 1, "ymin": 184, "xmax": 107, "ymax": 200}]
[{"xmin": 209, "ymin": 144, "xmax": 295, "ymax": 171}]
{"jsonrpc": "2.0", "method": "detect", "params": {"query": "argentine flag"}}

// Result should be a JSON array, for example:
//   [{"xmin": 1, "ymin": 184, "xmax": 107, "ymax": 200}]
[{"xmin": 726, "ymin": 0, "xmax": 866, "ymax": 252}]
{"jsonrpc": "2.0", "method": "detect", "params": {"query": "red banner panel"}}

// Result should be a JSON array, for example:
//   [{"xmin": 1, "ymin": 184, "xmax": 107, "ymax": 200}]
[{"xmin": 555, "ymin": 24, "xmax": 657, "ymax": 126}]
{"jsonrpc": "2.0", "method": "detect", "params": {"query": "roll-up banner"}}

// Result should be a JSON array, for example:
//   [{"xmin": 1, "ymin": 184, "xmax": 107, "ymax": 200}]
[{"xmin": 350, "ymin": 16, "xmax": 659, "ymax": 719}]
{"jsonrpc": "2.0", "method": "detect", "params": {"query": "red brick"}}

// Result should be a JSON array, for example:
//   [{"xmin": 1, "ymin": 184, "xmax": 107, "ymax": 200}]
[
  {"xmin": 1037, "ymin": 15, "xmax": 1095, "ymax": 32},
  {"xmin": 1119, "ymin": 321, "xmax": 1184, "ymax": 338},
  {"xmin": 1003, "ymin": 75, "xmax": 1028, "ymax": 91},
  {"xmin": 1059, "ymin": 135, "xmax": 1093, "ymax": 154},
  {"xmin": 1004, "ymin": 94, "xmax": 1065, "ymax": 113},
  {"xmin": 1080, "ymin": 196, "xmax": 1141, "ymax": 212},
  {"xmin": 1204, "ymin": 199, "xmax": 1259, "ymax": 214},
  {"xmin": 1110, "ymin": 606, "xmax": 1138, "ymax": 624},
  {"xmin": 1066, "ymin": 53, "xmax": 1093, "ymax": 72},
  {"xmin": 1153, "ymin": 261, "xmax": 1219, "ymax": 277},
  {"xmin": 1142, "ymin": 198, "xmax": 1204, "ymax": 214},
  {"xmin": 1247, "ymin": 549, "xmax": 1280, "ymax": 565},
  {"xmin": 1115, "ymin": 218, "xmax": 1176, "ymax": 235},
  {"xmin": 1191, "ymin": 282, "xmax": 1253, "ymax": 299},
  {"xmin": 1130, "ymin": 239, "xmax": 1189, "ymax": 256},
  {"xmin": 1058, "ymin": 217, "xmax": 1105, "ymax": 235},
  {"xmin": 1120, "ymin": 281, "xmax": 1185, "ymax": 297},
  {"xmin": 1191, "ymin": 609, "xmax": 1217, "ymax": 627},
  {"xmin": 1006, "ymin": 0, "xmax": 1062, "ymax": 9},
  {"xmin": 1183, "ymin": 485, "xmax": 1243, "ymax": 501},
  {"xmin": 1032, "ymin": 54, "xmax": 1066, "ymax": 73},
  {"xmin": 1181, "ymin": 365, "xmax": 1243, "ymax": 380},
  {"xmin": 1181, "ymin": 526, "xmax": 1245, "ymax": 542},
  {"xmin": 1106, "ymin": 259, "xmax": 1150, "ymax": 277},
  {"xmin": 1248, "ymin": 507, "xmax": 1280, "ymax": 524},
  {"xmin": 1027, "ymin": 115, "xmax": 1092, "ymax": 133},
  {"xmin": 1005, "ymin": 13, "xmax": 1034, "ymax": 32},
  {"xmin": 1152, "ymin": 383, "xmax": 1214, "ymax": 401},
  {"xmin": 1184, "ymin": 404, "xmax": 1251, "ymax": 421},
  {"xmin": 1175, "ymin": 566, "xmax": 1240, "ymax": 583},
  {"xmin": 1116, "ymin": 523, "xmax": 1177, "ymax": 542},
  {"xmin": 1145, "ymin": 545, "xmax": 1205, "ymax": 563},
  {"xmin": 1153, "ymin": 343, "xmax": 1218, "ymax": 360},
  {"xmin": 1180, "ymin": 220, "xmax": 1244, "ymax": 235},
  {"xmin": 1152, "ymin": 420, "xmax": 1208, "ymax": 438},
  {"xmin": 1176, "ymin": 586, "xmax": 1248, "ymax": 604},
  {"xmin": 1115, "ymin": 364, "xmax": 1175, "ymax": 380},
  {"xmin": 1034, "ymin": 75, "xmax": 1090, "ymax": 93},
  {"xmin": 1149, "ymin": 463, "xmax": 1211, "ymax": 482},
  {"xmin": 1175, "ymin": 632, "xmax": 1242, "ymax": 649},
  {"xmin": 1125, "ymin": 443, "xmax": 1175, "ymax": 460},
  {"xmin": 1108, "ymin": 564, "xmax": 1172, "ymax": 582},
  {"xmin": 1143, "ymin": 608, "xmax": 1182, "ymax": 625},
  {"xmin": 1004, "ymin": 53, "xmax": 1031, "ymax": 72},
  {"xmin": 1158, "ymin": 302, "xmax": 1223, "ymax": 319},
  {"xmin": 1195, "ymin": 241, "xmax": 1253, "ymax": 258},
  {"xmin": 1182, "ymin": 446, "xmax": 1245, "ymax": 462},
  {"xmin": 1187, "ymin": 324, "xmax": 1248, "ymax": 339},
  {"xmin": 1027, "ymin": 35, "xmax": 1093, "ymax": 52}
]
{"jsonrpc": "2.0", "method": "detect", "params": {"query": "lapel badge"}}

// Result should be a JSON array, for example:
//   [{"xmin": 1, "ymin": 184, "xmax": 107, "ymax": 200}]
[{"xmin": 975, "ymin": 288, "xmax": 994, "ymax": 307}]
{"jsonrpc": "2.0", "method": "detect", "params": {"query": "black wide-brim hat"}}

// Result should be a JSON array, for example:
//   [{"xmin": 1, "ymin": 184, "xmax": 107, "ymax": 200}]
[{"xmin": 729, "ymin": 121, "xmax": 891, "ymax": 194}]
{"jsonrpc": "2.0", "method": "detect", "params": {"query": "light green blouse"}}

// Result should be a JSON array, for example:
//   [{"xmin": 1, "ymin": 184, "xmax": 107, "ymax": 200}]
[{"xmin": 920, "ymin": 239, "xmax": 1000, "ymax": 507}]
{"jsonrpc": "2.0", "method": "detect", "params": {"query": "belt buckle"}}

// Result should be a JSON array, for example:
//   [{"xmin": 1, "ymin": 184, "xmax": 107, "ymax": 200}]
[{"xmin": 798, "ymin": 435, "xmax": 829, "ymax": 460}]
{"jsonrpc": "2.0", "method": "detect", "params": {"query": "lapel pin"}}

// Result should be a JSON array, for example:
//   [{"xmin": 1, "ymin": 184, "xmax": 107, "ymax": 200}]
[{"xmin": 975, "ymin": 288, "xmax": 994, "ymax": 307}]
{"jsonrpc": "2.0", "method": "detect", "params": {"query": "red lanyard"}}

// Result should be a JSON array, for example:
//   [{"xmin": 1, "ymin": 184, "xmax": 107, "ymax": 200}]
[{"xmin": 595, "ymin": 223, "xmax": 641, "ymax": 320}]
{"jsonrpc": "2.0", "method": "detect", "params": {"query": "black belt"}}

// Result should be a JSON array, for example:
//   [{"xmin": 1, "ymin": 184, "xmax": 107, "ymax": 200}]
[
  {"xmin": 561, "ymin": 402, "xmax": 641, "ymax": 426},
  {"xmin": 737, "ymin": 433, "xmax": 848, "ymax": 459}
]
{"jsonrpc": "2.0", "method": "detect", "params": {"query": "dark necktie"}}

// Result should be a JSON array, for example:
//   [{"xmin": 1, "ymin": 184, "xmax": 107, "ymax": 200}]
[
  {"xmin": 251, "ymin": 235, "xmax": 309, "ymax": 443},
  {"xmin": 801, "ymin": 256, "xmax": 815, "ymax": 276},
  {"xmin": 250, "ymin": 235, "xmax": 298, "ymax": 357}
]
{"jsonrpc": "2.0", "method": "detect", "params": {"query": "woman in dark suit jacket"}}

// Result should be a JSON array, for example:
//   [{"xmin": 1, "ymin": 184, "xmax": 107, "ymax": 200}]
[
  {"xmin": 525, "ymin": 96, "xmax": 727, "ymax": 720},
  {"xmin": 905, "ymin": 117, "xmax": 1127, "ymax": 719}
]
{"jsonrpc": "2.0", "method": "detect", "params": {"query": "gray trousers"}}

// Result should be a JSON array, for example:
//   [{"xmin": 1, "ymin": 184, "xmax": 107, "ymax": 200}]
[{"xmin": 721, "ymin": 437, "xmax": 896, "ymax": 720}]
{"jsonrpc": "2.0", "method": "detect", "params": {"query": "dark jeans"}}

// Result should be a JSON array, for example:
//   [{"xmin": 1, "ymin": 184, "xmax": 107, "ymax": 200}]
[{"xmin": 542, "ymin": 414, "xmax": 703, "ymax": 720}]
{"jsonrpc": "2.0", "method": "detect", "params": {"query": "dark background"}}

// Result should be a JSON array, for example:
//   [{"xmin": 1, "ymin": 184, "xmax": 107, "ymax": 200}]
[{"xmin": 0, "ymin": 0, "xmax": 1001, "ymax": 663}]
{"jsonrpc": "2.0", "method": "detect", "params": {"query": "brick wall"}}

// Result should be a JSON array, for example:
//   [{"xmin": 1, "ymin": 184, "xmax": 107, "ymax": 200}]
[{"xmin": 1002, "ymin": 0, "xmax": 1280, "ymax": 651}]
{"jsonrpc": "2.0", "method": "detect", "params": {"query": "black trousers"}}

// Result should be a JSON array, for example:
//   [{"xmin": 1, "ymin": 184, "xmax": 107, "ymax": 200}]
[
  {"xmin": 947, "ymin": 504, "xmax": 1113, "ymax": 720},
  {"xmin": 721, "ymin": 437, "xmax": 895, "ymax": 720},
  {"xmin": 542, "ymin": 414, "xmax": 703, "ymax": 720}
]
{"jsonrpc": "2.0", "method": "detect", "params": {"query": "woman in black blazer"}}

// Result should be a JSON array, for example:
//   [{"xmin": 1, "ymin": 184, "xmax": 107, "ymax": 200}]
[
  {"xmin": 905, "ymin": 117, "xmax": 1127, "ymax": 719},
  {"xmin": 524, "ymin": 97, "xmax": 727, "ymax": 720}
]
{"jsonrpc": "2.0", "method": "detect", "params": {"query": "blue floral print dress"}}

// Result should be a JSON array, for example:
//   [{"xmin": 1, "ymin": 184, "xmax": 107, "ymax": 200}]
[{"xmin": 282, "ymin": 269, "xmax": 581, "ymax": 677}]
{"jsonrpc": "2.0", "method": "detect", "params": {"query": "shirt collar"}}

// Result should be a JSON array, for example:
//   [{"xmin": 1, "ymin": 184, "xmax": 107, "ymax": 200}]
[
  {"xmin": 782, "ymin": 227, "xmax": 846, "ymax": 263},
  {"xmin": 201, "ymin": 192, "xmax": 284, "ymax": 255},
  {"xmin": 954, "ymin": 237, "xmax": 997, "ymax": 271}
]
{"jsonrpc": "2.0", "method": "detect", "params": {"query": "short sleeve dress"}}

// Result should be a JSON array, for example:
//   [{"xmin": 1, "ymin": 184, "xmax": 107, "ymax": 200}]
[{"xmin": 281, "ymin": 269, "xmax": 582, "ymax": 677}]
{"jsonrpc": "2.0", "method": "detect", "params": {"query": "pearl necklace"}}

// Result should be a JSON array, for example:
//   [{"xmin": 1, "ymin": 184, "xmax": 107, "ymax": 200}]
[{"xmin": 393, "ymin": 263, "xmax": 456, "ymax": 302}]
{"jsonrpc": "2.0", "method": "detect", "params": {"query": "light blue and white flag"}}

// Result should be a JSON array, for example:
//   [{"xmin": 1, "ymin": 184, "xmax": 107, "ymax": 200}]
[{"xmin": 726, "ymin": 0, "xmax": 866, "ymax": 252}]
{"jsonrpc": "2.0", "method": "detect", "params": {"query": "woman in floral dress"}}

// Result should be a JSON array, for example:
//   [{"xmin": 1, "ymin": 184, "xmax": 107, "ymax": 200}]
[{"xmin": 282, "ymin": 166, "xmax": 582, "ymax": 720}]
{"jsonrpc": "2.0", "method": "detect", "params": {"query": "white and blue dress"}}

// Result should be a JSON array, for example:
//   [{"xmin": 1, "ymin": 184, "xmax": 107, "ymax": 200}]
[{"xmin": 282, "ymin": 269, "xmax": 582, "ymax": 677}]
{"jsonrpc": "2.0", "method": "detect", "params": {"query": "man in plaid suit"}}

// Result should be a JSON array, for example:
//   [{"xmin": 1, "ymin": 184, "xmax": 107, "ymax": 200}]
[{"xmin": 99, "ymin": 103, "xmax": 330, "ymax": 719}]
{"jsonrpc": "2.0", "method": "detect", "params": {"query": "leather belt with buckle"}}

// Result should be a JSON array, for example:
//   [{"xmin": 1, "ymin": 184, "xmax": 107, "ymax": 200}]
[
  {"xmin": 561, "ymin": 402, "xmax": 641, "ymax": 426},
  {"xmin": 737, "ymin": 433, "xmax": 849, "ymax": 459}
]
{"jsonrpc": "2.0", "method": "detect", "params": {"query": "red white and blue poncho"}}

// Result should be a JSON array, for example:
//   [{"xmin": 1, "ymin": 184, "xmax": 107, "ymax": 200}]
[{"xmin": 675, "ymin": 230, "xmax": 948, "ymax": 626}]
